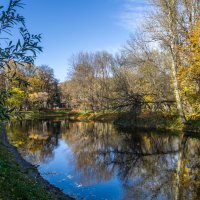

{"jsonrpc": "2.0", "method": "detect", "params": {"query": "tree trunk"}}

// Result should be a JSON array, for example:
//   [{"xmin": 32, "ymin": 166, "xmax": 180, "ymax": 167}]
[{"xmin": 171, "ymin": 59, "xmax": 187, "ymax": 124}]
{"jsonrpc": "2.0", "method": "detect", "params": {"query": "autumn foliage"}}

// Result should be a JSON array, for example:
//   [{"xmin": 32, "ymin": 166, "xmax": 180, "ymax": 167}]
[{"xmin": 178, "ymin": 21, "xmax": 200, "ymax": 115}]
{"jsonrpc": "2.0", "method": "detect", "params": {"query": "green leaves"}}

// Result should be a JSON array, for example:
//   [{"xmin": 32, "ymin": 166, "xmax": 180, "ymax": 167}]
[
  {"xmin": 0, "ymin": 0, "xmax": 42, "ymax": 122},
  {"xmin": 0, "ymin": 90, "xmax": 13, "ymax": 121},
  {"xmin": 0, "ymin": 6, "xmax": 24, "ymax": 34}
]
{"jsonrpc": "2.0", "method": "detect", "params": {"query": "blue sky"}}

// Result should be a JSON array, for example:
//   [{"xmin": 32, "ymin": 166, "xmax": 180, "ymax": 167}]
[{"xmin": 12, "ymin": 0, "xmax": 148, "ymax": 81}]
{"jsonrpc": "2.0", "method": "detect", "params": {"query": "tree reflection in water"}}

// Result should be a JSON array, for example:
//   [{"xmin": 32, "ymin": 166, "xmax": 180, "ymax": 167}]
[
  {"xmin": 7, "ymin": 119, "xmax": 63, "ymax": 164},
  {"xmin": 6, "ymin": 119, "xmax": 200, "ymax": 200}
]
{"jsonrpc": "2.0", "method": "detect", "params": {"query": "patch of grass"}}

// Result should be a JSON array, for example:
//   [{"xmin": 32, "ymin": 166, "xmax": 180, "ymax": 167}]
[
  {"xmin": 68, "ymin": 110, "xmax": 120, "ymax": 122},
  {"xmin": 20, "ymin": 109, "xmax": 200, "ymax": 132},
  {"xmin": 0, "ymin": 125, "xmax": 68, "ymax": 200},
  {"xmin": 21, "ymin": 109, "xmax": 124, "ymax": 122},
  {"xmin": 115, "ymin": 111, "xmax": 185, "ymax": 131},
  {"xmin": 21, "ymin": 109, "xmax": 70, "ymax": 119}
]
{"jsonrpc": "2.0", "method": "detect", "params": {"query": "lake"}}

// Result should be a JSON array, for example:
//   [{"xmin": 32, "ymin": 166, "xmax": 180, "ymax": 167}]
[{"xmin": 6, "ymin": 118, "xmax": 200, "ymax": 200}]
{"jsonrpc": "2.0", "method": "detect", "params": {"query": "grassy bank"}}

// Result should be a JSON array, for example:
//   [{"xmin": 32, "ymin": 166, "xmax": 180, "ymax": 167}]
[
  {"xmin": 115, "ymin": 112, "xmax": 184, "ymax": 130},
  {"xmin": 22, "ymin": 109, "xmax": 120, "ymax": 122},
  {"xmin": 21, "ymin": 109, "xmax": 200, "ymax": 132},
  {"xmin": 115, "ymin": 111, "xmax": 200, "ymax": 133},
  {"xmin": 0, "ymin": 124, "xmax": 72, "ymax": 200},
  {"xmin": 67, "ymin": 110, "xmax": 119, "ymax": 122},
  {"xmin": 21, "ymin": 110, "xmax": 70, "ymax": 119},
  {"xmin": 66, "ymin": 110, "xmax": 200, "ymax": 133}
]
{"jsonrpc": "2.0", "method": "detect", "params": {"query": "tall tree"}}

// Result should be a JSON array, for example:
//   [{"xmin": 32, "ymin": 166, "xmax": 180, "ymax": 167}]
[{"xmin": 146, "ymin": 0, "xmax": 200, "ymax": 123}]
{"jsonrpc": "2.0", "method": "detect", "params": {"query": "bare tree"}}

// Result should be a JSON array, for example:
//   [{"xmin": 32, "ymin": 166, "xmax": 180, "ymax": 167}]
[{"xmin": 145, "ymin": 0, "xmax": 200, "ymax": 123}]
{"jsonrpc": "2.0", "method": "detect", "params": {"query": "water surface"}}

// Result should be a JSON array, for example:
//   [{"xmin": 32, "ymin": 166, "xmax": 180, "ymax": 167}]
[{"xmin": 7, "ymin": 119, "xmax": 200, "ymax": 200}]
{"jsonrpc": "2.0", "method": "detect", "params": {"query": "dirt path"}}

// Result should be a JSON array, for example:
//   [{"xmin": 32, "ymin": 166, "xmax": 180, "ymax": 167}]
[{"xmin": 1, "ymin": 127, "xmax": 74, "ymax": 200}]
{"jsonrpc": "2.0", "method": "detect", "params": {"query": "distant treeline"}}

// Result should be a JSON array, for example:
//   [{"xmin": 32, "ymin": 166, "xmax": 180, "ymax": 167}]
[
  {"xmin": 1, "ymin": 0, "xmax": 199, "ymax": 124},
  {"xmin": 60, "ymin": 0, "xmax": 200, "ymax": 124},
  {"xmin": 0, "ymin": 63, "xmax": 61, "ymax": 110}
]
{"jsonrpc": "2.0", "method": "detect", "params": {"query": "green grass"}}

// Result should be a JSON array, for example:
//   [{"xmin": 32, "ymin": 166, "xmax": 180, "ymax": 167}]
[
  {"xmin": 0, "ymin": 125, "xmax": 68, "ymax": 200},
  {"xmin": 69, "ymin": 110, "xmax": 200, "ymax": 132},
  {"xmin": 115, "ymin": 111, "xmax": 185, "ymax": 131},
  {"xmin": 68, "ymin": 109, "xmax": 120, "ymax": 122},
  {"xmin": 21, "ymin": 109, "xmax": 200, "ymax": 132},
  {"xmin": 21, "ymin": 109, "xmax": 70, "ymax": 119}
]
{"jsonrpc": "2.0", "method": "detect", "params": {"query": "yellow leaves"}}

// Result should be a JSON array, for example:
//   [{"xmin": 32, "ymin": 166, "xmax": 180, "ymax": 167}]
[
  {"xmin": 28, "ymin": 76, "xmax": 43, "ymax": 85},
  {"xmin": 15, "ymin": 140, "xmax": 25, "ymax": 147},
  {"xmin": 28, "ymin": 92, "xmax": 48, "ymax": 102},
  {"xmin": 178, "ymin": 64, "xmax": 200, "ymax": 111},
  {"xmin": 178, "ymin": 20, "xmax": 200, "ymax": 68},
  {"xmin": 6, "ymin": 87, "xmax": 25, "ymax": 107},
  {"xmin": 27, "ymin": 76, "xmax": 44, "ymax": 92},
  {"xmin": 9, "ymin": 87, "xmax": 25, "ymax": 95},
  {"xmin": 178, "ymin": 65, "xmax": 200, "ymax": 93},
  {"xmin": 189, "ymin": 112, "xmax": 200, "ymax": 120},
  {"xmin": 177, "ymin": 21, "xmax": 200, "ymax": 114},
  {"xmin": 144, "ymin": 95, "xmax": 154, "ymax": 104}
]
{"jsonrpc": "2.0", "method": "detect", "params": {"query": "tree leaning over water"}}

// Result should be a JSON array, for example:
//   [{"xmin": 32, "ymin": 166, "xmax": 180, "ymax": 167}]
[
  {"xmin": 60, "ymin": 0, "xmax": 200, "ymax": 127},
  {"xmin": 0, "ymin": 0, "xmax": 42, "ymax": 121}
]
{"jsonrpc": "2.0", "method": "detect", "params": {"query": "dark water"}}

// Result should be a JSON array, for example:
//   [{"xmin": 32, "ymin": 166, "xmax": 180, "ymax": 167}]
[{"xmin": 6, "ymin": 119, "xmax": 200, "ymax": 200}]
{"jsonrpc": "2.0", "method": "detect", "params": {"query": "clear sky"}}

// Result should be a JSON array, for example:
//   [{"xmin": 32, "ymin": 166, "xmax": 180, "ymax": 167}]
[{"xmin": 13, "ymin": 0, "xmax": 148, "ymax": 81}]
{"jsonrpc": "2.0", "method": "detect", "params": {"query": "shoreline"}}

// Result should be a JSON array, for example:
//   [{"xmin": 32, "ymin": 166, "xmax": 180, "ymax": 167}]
[
  {"xmin": 22, "ymin": 110, "xmax": 200, "ymax": 133},
  {"xmin": 1, "ymin": 112, "xmax": 199, "ymax": 199},
  {"xmin": 1, "ymin": 126, "xmax": 74, "ymax": 200}
]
